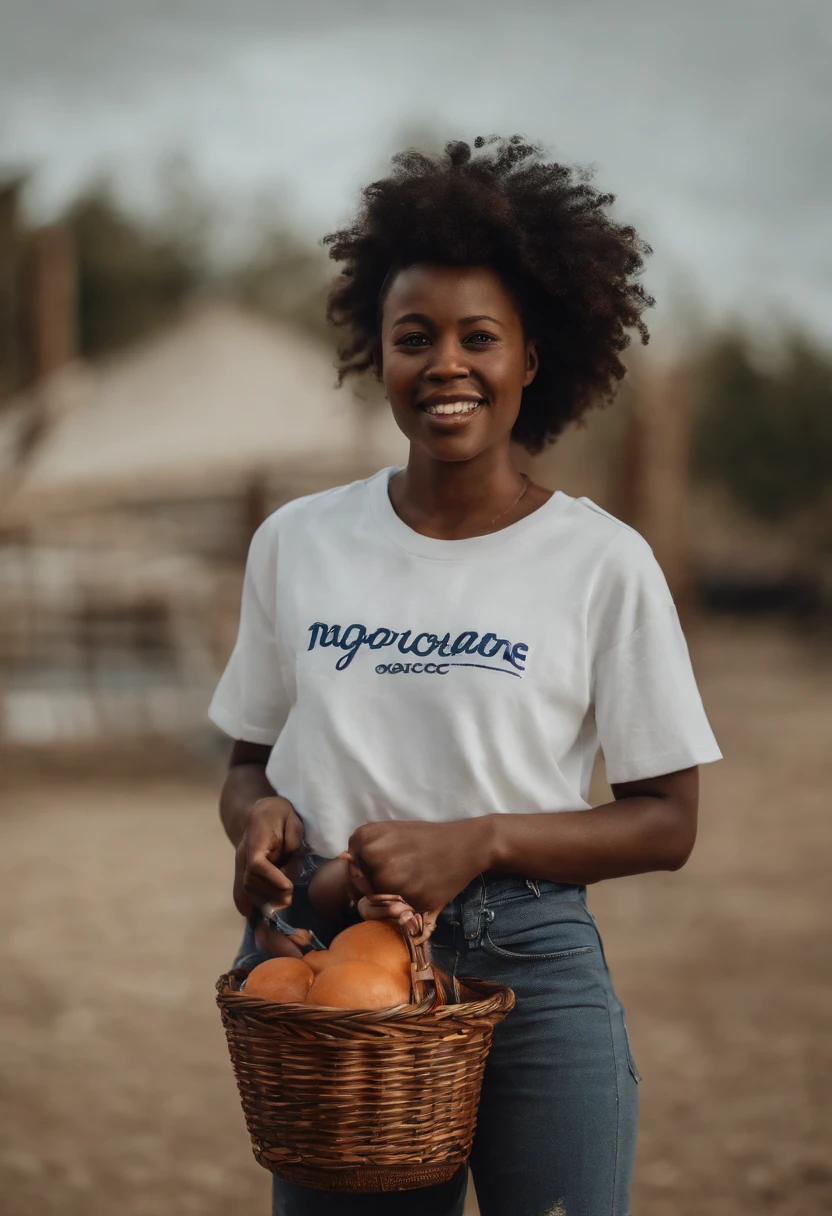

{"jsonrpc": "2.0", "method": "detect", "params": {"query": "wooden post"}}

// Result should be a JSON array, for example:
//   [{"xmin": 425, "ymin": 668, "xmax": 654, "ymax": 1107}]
[
  {"xmin": 615, "ymin": 358, "xmax": 695, "ymax": 625},
  {"xmin": 0, "ymin": 179, "xmax": 25, "ymax": 404},
  {"xmin": 27, "ymin": 224, "xmax": 78, "ymax": 384}
]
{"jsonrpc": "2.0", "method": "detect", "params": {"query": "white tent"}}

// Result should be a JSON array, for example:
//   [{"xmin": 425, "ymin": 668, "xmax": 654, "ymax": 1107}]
[{"xmin": 2, "ymin": 301, "xmax": 406, "ymax": 521}]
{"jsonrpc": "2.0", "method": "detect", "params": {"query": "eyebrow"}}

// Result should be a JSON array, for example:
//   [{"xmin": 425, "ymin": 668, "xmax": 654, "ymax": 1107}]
[{"xmin": 391, "ymin": 312, "xmax": 503, "ymax": 328}]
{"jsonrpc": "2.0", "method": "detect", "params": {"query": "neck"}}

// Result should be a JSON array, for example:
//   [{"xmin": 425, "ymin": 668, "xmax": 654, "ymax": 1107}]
[{"xmin": 390, "ymin": 449, "xmax": 529, "ymax": 537}]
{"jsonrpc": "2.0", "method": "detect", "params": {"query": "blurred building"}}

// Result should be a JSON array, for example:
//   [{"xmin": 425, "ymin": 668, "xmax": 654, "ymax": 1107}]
[{"xmin": 0, "ymin": 277, "xmax": 406, "ymax": 746}]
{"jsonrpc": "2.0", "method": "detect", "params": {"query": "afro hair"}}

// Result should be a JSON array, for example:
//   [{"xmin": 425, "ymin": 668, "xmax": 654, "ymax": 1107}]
[{"xmin": 324, "ymin": 135, "xmax": 654, "ymax": 453}]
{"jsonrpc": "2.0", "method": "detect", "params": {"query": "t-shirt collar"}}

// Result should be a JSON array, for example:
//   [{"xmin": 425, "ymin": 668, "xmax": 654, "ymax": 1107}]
[{"xmin": 367, "ymin": 466, "xmax": 571, "ymax": 561}]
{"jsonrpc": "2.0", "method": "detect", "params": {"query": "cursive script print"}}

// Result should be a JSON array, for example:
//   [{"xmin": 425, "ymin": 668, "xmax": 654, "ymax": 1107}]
[{"xmin": 306, "ymin": 621, "xmax": 529, "ymax": 676}]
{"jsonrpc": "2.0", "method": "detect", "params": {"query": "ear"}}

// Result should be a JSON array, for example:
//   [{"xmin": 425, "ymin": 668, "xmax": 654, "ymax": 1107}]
[{"xmin": 523, "ymin": 340, "xmax": 539, "ymax": 388}]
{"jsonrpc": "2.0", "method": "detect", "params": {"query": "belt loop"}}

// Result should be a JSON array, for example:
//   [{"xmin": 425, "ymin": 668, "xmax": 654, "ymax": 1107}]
[
  {"xmin": 461, "ymin": 876, "xmax": 487, "ymax": 942},
  {"xmin": 526, "ymin": 878, "xmax": 541, "ymax": 897}
]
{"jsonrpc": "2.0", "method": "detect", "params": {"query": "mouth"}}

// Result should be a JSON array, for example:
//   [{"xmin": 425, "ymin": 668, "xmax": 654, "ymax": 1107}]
[{"xmin": 417, "ymin": 397, "xmax": 486, "ymax": 426}]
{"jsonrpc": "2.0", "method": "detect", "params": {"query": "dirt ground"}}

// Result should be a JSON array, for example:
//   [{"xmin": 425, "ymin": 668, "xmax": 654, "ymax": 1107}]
[{"xmin": 1, "ymin": 620, "xmax": 830, "ymax": 1216}]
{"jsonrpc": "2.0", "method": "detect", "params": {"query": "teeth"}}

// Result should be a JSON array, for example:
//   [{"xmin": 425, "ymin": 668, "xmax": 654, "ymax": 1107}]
[{"xmin": 425, "ymin": 401, "xmax": 481, "ymax": 416}]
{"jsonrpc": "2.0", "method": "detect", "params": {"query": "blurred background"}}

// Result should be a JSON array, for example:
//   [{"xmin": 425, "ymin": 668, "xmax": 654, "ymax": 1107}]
[{"xmin": 1, "ymin": 2, "xmax": 830, "ymax": 1214}]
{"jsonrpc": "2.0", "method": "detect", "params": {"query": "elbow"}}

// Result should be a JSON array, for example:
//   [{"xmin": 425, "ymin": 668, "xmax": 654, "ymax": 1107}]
[
  {"xmin": 661, "ymin": 821, "xmax": 697, "ymax": 872},
  {"xmin": 656, "ymin": 797, "xmax": 698, "ymax": 872}
]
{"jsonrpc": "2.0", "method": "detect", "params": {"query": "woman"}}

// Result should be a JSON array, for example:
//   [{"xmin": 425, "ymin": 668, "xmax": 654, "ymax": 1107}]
[{"xmin": 210, "ymin": 136, "xmax": 722, "ymax": 1216}]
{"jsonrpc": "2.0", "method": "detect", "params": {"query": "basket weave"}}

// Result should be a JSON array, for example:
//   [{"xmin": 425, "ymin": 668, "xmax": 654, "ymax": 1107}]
[{"xmin": 216, "ymin": 923, "xmax": 514, "ymax": 1192}]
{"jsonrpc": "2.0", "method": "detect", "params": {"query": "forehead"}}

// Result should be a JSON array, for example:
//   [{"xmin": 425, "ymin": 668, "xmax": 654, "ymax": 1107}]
[{"xmin": 383, "ymin": 263, "xmax": 521, "ymax": 324}]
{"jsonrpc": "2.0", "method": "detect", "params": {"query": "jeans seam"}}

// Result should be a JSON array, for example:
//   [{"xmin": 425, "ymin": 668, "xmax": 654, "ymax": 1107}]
[{"xmin": 604, "ymin": 987, "xmax": 621, "ymax": 1216}]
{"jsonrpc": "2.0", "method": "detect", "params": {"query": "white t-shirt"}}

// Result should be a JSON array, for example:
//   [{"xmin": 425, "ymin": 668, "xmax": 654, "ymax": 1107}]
[{"xmin": 209, "ymin": 466, "xmax": 721, "ymax": 857}]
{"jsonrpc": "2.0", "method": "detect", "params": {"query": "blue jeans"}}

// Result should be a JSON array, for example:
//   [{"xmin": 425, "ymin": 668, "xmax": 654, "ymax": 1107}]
[{"xmin": 232, "ymin": 875, "xmax": 640, "ymax": 1216}]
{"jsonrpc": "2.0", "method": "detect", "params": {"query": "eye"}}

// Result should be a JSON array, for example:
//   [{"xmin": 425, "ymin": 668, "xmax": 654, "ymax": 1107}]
[
  {"xmin": 465, "ymin": 331, "xmax": 498, "ymax": 345},
  {"xmin": 396, "ymin": 332, "xmax": 430, "ymax": 347}
]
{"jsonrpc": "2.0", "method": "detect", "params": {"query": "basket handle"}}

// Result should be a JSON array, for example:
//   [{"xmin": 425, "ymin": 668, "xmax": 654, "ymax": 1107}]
[{"xmin": 355, "ymin": 893, "xmax": 448, "ymax": 1005}]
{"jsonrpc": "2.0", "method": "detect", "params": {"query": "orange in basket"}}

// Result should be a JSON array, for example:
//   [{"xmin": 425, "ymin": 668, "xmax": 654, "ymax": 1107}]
[
  {"xmin": 326, "ymin": 918, "xmax": 412, "ymax": 978},
  {"xmin": 244, "ymin": 957, "xmax": 315, "ymax": 1003},
  {"xmin": 307, "ymin": 959, "xmax": 411, "ymax": 1010}
]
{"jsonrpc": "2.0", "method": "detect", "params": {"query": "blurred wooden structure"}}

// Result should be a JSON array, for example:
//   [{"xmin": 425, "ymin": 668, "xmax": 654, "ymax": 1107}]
[
  {"xmin": 526, "ymin": 363, "xmax": 695, "ymax": 613},
  {"xmin": 0, "ymin": 282, "xmax": 406, "ymax": 746},
  {"xmin": 0, "ymin": 179, "xmax": 25, "ymax": 405}
]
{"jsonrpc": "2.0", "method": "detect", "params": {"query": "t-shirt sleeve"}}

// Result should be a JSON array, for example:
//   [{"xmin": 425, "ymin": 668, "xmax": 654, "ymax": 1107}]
[
  {"xmin": 589, "ymin": 529, "xmax": 722, "ymax": 784},
  {"xmin": 208, "ymin": 518, "xmax": 290, "ymax": 745}
]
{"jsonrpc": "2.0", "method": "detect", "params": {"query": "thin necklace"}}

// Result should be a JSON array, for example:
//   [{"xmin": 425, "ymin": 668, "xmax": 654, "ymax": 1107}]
[{"xmin": 489, "ymin": 473, "xmax": 530, "ymax": 525}]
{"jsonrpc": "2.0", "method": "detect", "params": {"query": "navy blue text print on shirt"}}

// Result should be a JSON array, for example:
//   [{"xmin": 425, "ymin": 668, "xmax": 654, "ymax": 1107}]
[{"xmin": 307, "ymin": 622, "xmax": 529, "ymax": 677}]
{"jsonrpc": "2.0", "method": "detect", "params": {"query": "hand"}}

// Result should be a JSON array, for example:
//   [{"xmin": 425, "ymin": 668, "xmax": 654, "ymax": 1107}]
[
  {"xmin": 346, "ymin": 819, "xmax": 493, "ymax": 922},
  {"xmin": 233, "ymin": 795, "xmax": 305, "ymax": 917}
]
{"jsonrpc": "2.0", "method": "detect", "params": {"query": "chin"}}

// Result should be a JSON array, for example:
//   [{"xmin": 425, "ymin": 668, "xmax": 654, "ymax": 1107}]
[{"xmin": 413, "ymin": 436, "xmax": 487, "ymax": 463}]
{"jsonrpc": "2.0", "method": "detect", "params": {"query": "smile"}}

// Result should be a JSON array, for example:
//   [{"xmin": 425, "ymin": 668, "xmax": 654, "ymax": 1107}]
[{"xmin": 421, "ymin": 399, "xmax": 485, "ymax": 416}]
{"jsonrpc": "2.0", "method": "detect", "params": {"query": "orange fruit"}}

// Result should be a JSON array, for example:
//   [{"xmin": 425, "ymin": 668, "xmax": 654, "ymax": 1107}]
[
  {"xmin": 244, "ymin": 957, "xmax": 314, "ymax": 1003},
  {"xmin": 327, "ymin": 920, "xmax": 411, "ymax": 979},
  {"xmin": 304, "ymin": 950, "xmax": 332, "ymax": 975},
  {"xmin": 307, "ymin": 960, "xmax": 412, "ymax": 1010}
]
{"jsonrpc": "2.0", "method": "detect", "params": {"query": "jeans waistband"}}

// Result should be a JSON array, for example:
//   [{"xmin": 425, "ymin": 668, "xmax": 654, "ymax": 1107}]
[
  {"xmin": 455, "ymin": 874, "xmax": 585, "ymax": 903},
  {"xmin": 438, "ymin": 874, "xmax": 586, "ymax": 943}
]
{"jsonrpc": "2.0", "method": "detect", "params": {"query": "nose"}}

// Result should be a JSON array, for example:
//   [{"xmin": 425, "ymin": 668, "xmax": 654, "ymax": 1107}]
[{"xmin": 424, "ymin": 335, "xmax": 470, "ymax": 382}]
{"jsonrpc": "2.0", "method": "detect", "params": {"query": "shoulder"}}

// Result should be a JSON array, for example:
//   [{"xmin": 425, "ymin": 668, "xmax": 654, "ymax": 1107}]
[
  {"xmin": 560, "ymin": 497, "xmax": 673, "ymax": 629},
  {"xmin": 247, "ymin": 468, "xmax": 388, "ymax": 564},
  {"xmin": 561, "ymin": 495, "xmax": 656, "ymax": 571}
]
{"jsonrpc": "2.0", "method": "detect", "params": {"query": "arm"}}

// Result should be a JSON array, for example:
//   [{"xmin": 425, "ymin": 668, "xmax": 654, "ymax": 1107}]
[
  {"xmin": 485, "ymin": 766, "xmax": 698, "ymax": 885},
  {"xmin": 220, "ymin": 739, "xmax": 306, "ymax": 916},
  {"xmin": 347, "ymin": 766, "xmax": 698, "ymax": 915},
  {"xmin": 220, "ymin": 740, "xmax": 276, "ymax": 847}
]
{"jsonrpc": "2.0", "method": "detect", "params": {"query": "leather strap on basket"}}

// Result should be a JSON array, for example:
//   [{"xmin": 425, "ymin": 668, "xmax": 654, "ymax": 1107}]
[{"xmin": 357, "ymin": 893, "xmax": 448, "ymax": 1006}]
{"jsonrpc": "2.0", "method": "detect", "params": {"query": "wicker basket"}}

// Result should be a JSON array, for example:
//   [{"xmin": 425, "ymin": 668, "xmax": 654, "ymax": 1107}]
[{"xmin": 216, "ymin": 921, "xmax": 514, "ymax": 1192}]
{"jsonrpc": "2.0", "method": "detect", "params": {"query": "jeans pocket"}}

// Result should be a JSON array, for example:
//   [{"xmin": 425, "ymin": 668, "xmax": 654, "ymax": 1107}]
[
  {"xmin": 481, "ymin": 900, "xmax": 598, "ymax": 962},
  {"xmin": 483, "ymin": 931, "xmax": 595, "ymax": 962}
]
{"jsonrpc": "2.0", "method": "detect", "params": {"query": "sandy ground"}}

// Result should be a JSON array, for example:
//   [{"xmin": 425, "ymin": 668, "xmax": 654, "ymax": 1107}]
[{"xmin": 1, "ymin": 620, "xmax": 830, "ymax": 1216}]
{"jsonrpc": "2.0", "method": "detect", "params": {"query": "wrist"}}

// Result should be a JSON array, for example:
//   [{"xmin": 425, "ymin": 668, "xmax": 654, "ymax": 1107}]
[
  {"xmin": 459, "ymin": 814, "xmax": 505, "ymax": 877},
  {"xmin": 480, "ymin": 813, "xmax": 509, "ymax": 873}
]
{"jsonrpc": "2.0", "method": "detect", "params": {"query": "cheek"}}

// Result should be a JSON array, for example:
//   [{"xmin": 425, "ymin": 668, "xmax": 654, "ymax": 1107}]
[
  {"xmin": 383, "ymin": 354, "xmax": 419, "ymax": 402},
  {"xmin": 488, "ymin": 350, "xmax": 528, "ymax": 401}
]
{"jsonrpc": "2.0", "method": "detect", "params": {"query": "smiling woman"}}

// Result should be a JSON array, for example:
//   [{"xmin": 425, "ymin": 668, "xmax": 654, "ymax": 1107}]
[
  {"xmin": 210, "ymin": 136, "xmax": 721, "ymax": 1216},
  {"xmin": 326, "ymin": 135, "xmax": 653, "ymax": 453}
]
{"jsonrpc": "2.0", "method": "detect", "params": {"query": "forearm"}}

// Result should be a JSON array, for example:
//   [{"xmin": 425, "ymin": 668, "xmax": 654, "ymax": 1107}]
[
  {"xmin": 482, "ymin": 794, "xmax": 697, "ymax": 886},
  {"xmin": 220, "ymin": 760, "xmax": 275, "ymax": 847}
]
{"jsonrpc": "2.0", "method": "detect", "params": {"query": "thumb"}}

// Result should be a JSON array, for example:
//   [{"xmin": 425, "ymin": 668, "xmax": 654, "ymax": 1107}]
[
  {"xmin": 339, "ymin": 852, "xmax": 375, "ymax": 901},
  {"xmin": 279, "ymin": 810, "xmax": 306, "ymax": 862}
]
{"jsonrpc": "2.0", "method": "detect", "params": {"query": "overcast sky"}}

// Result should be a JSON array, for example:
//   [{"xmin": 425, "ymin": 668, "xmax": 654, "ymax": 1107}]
[{"xmin": 2, "ymin": 0, "xmax": 830, "ymax": 341}]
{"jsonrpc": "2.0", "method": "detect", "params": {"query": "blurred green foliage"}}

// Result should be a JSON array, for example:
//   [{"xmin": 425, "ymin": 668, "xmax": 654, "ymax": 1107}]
[
  {"xmin": 60, "ymin": 172, "xmax": 331, "ymax": 358},
  {"xmin": 693, "ymin": 331, "xmax": 832, "ymax": 535},
  {"xmin": 66, "ymin": 181, "xmax": 202, "ymax": 357},
  {"xmin": 222, "ymin": 225, "xmax": 331, "ymax": 345}
]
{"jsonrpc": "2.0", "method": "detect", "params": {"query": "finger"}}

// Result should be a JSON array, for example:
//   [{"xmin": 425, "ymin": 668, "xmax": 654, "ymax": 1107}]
[
  {"xmin": 357, "ymin": 894, "xmax": 413, "ymax": 923},
  {"xmin": 244, "ymin": 853, "xmax": 294, "ymax": 909},
  {"xmin": 357, "ymin": 895, "xmax": 394, "ymax": 922},
  {"xmin": 234, "ymin": 844, "xmax": 254, "ymax": 917},
  {"xmin": 233, "ymin": 876, "xmax": 253, "ymax": 919},
  {"xmin": 347, "ymin": 827, "xmax": 381, "ymax": 872},
  {"xmin": 280, "ymin": 810, "xmax": 306, "ymax": 861},
  {"xmin": 345, "ymin": 859, "xmax": 376, "ymax": 899}
]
